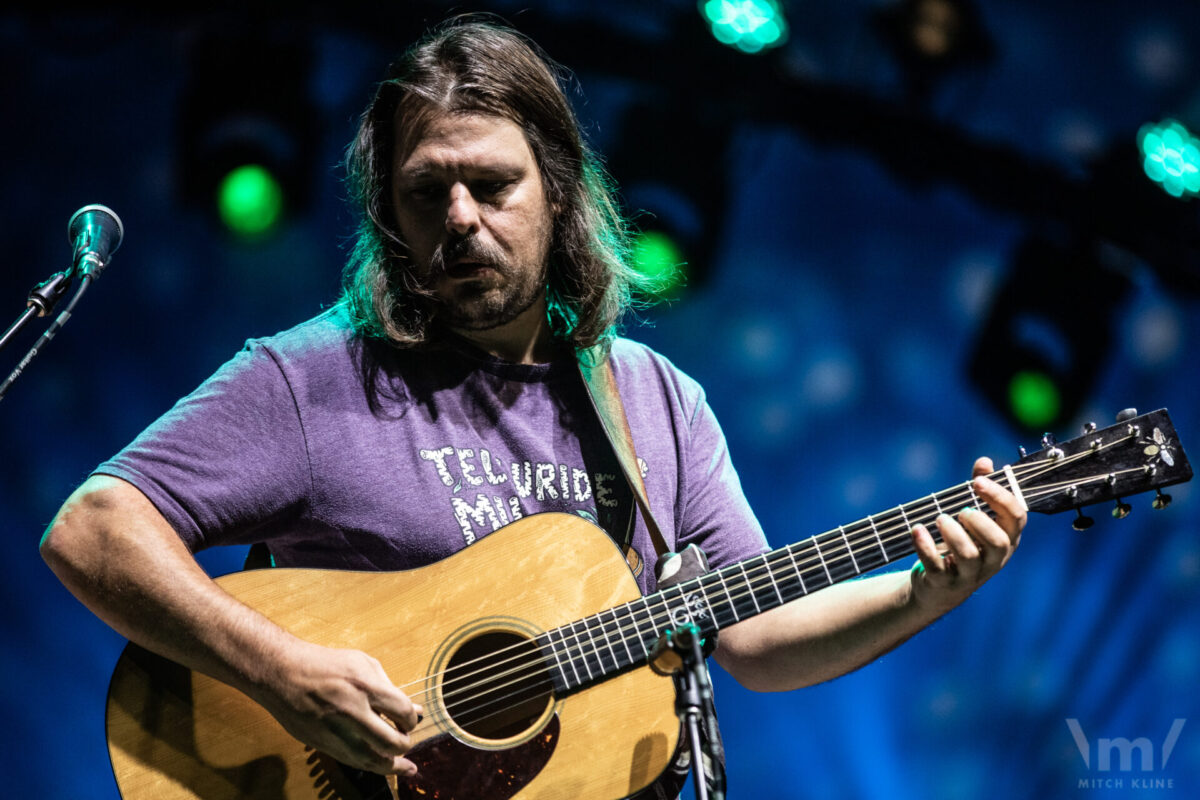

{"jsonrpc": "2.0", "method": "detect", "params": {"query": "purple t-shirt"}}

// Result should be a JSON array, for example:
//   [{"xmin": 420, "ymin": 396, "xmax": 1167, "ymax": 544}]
[{"xmin": 95, "ymin": 306, "xmax": 768, "ymax": 594}]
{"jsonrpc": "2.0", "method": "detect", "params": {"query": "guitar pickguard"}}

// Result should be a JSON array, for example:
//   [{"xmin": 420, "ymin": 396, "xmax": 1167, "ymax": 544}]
[{"xmin": 396, "ymin": 715, "xmax": 560, "ymax": 800}]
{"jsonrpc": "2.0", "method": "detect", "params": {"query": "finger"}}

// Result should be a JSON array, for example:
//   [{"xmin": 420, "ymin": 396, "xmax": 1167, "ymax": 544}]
[
  {"xmin": 972, "ymin": 474, "xmax": 1026, "ymax": 544},
  {"xmin": 957, "ymin": 506, "xmax": 1011, "ymax": 571},
  {"xmin": 327, "ymin": 719, "xmax": 416, "ymax": 776},
  {"xmin": 959, "ymin": 504, "xmax": 1009, "ymax": 552},
  {"xmin": 972, "ymin": 456, "xmax": 994, "ymax": 479},
  {"xmin": 358, "ymin": 706, "xmax": 412, "ymax": 755},
  {"xmin": 372, "ymin": 685, "xmax": 423, "ymax": 732},
  {"xmin": 356, "ymin": 653, "xmax": 423, "ymax": 732},
  {"xmin": 911, "ymin": 524, "xmax": 947, "ymax": 575},
  {"xmin": 360, "ymin": 749, "xmax": 418, "ymax": 777},
  {"xmin": 376, "ymin": 754, "xmax": 419, "ymax": 777},
  {"xmin": 937, "ymin": 512, "xmax": 981, "ymax": 570}
]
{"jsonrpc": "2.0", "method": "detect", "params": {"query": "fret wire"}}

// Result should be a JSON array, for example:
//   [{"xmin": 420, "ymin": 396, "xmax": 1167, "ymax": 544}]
[
  {"xmin": 966, "ymin": 479, "xmax": 983, "ymax": 509},
  {"xmin": 544, "ymin": 631, "xmax": 569, "ymax": 690},
  {"xmin": 652, "ymin": 588, "xmax": 676, "ymax": 635},
  {"xmin": 594, "ymin": 608, "xmax": 619, "ymax": 670},
  {"xmin": 761, "ymin": 552, "xmax": 785, "ymax": 605},
  {"xmin": 714, "ymin": 567, "xmax": 743, "ymax": 623},
  {"xmin": 557, "ymin": 627, "xmax": 582, "ymax": 688},
  {"xmin": 638, "ymin": 595, "xmax": 658, "ymax": 652},
  {"xmin": 786, "ymin": 542, "xmax": 809, "ymax": 595},
  {"xmin": 818, "ymin": 528, "xmax": 857, "ymax": 579},
  {"xmin": 812, "ymin": 537, "xmax": 834, "ymax": 585},
  {"xmin": 610, "ymin": 607, "xmax": 636, "ymax": 665},
  {"xmin": 865, "ymin": 517, "xmax": 888, "ymax": 560},
  {"xmin": 711, "ymin": 567, "xmax": 739, "ymax": 623},
  {"xmin": 801, "ymin": 563, "xmax": 827, "ymax": 592},
  {"xmin": 571, "ymin": 620, "xmax": 595, "ymax": 682},
  {"xmin": 738, "ymin": 561, "xmax": 762, "ymax": 614},
  {"xmin": 838, "ymin": 524, "xmax": 861, "ymax": 574},
  {"xmin": 773, "ymin": 549, "xmax": 806, "ymax": 597}
]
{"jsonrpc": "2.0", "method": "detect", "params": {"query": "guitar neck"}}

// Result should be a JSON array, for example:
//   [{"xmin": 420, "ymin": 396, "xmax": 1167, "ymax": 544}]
[
  {"xmin": 541, "ymin": 408, "xmax": 1192, "ymax": 695},
  {"xmin": 540, "ymin": 472, "xmax": 1009, "ymax": 695}
]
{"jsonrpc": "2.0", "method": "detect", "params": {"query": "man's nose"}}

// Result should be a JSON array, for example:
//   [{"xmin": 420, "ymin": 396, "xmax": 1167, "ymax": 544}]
[{"xmin": 445, "ymin": 184, "xmax": 480, "ymax": 236}]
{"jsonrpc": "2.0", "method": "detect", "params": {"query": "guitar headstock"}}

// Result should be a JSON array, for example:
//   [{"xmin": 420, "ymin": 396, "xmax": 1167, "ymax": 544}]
[{"xmin": 1010, "ymin": 408, "xmax": 1192, "ymax": 526}]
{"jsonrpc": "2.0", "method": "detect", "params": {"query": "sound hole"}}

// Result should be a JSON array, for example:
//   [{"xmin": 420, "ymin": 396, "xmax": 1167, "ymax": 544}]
[{"xmin": 442, "ymin": 631, "xmax": 553, "ymax": 741}]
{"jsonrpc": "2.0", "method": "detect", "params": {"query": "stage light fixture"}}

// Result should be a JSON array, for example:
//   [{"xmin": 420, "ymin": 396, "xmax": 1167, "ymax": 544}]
[
  {"xmin": 700, "ymin": 0, "xmax": 788, "ymax": 54},
  {"xmin": 967, "ymin": 235, "xmax": 1131, "ymax": 433},
  {"xmin": 608, "ymin": 98, "xmax": 734, "ymax": 293},
  {"xmin": 1138, "ymin": 119, "xmax": 1200, "ymax": 199},
  {"xmin": 176, "ymin": 26, "xmax": 317, "ymax": 240}
]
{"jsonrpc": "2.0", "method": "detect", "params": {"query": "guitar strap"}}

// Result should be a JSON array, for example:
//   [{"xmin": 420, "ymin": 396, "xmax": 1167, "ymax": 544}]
[
  {"xmin": 577, "ymin": 347, "xmax": 672, "ymax": 563},
  {"xmin": 578, "ymin": 346, "xmax": 725, "ymax": 800}
]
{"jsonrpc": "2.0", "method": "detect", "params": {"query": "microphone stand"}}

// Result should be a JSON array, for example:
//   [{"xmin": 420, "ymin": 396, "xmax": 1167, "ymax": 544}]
[
  {"xmin": 665, "ymin": 623, "xmax": 727, "ymax": 800},
  {"xmin": 0, "ymin": 273, "xmax": 93, "ymax": 402}
]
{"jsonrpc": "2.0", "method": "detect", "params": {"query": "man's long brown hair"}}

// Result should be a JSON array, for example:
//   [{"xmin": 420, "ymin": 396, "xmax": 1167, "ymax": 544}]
[{"xmin": 339, "ymin": 16, "xmax": 661, "ymax": 354}]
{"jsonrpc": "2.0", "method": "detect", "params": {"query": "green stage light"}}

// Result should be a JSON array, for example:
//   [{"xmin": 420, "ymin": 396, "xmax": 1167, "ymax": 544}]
[
  {"xmin": 632, "ymin": 231, "xmax": 686, "ymax": 294},
  {"xmin": 1138, "ymin": 119, "xmax": 1200, "ymax": 199},
  {"xmin": 1008, "ymin": 370, "xmax": 1060, "ymax": 430},
  {"xmin": 701, "ymin": 0, "xmax": 788, "ymax": 54},
  {"xmin": 217, "ymin": 164, "xmax": 284, "ymax": 237}
]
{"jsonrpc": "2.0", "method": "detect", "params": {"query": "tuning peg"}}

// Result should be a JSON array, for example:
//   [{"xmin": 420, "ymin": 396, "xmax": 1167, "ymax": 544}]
[
  {"xmin": 1072, "ymin": 508, "xmax": 1095, "ymax": 531},
  {"xmin": 1152, "ymin": 489, "xmax": 1173, "ymax": 510},
  {"xmin": 1082, "ymin": 421, "xmax": 1097, "ymax": 435},
  {"xmin": 1017, "ymin": 445, "xmax": 1027, "ymax": 458},
  {"xmin": 1116, "ymin": 408, "xmax": 1138, "ymax": 422},
  {"xmin": 1042, "ymin": 432, "xmax": 1057, "ymax": 448},
  {"xmin": 1112, "ymin": 499, "xmax": 1132, "ymax": 519}
]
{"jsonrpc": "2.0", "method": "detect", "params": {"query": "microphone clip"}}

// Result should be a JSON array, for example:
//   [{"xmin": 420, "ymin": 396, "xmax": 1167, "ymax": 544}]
[{"xmin": 26, "ymin": 271, "xmax": 73, "ymax": 317}]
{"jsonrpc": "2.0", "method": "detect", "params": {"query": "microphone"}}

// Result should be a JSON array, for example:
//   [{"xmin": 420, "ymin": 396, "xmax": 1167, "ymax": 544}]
[{"xmin": 67, "ymin": 204, "xmax": 124, "ymax": 279}]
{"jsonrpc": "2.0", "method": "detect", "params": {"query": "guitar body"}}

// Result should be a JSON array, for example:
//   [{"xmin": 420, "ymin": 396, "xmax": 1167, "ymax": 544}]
[{"xmin": 106, "ymin": 513, "xmax": 679, "ymax": 800}]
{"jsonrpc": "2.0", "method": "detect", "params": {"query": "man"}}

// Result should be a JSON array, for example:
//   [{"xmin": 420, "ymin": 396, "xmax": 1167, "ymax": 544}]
[{"xmin": 40, "ymin": 17, "xmax": 1025, "ymax": 799}]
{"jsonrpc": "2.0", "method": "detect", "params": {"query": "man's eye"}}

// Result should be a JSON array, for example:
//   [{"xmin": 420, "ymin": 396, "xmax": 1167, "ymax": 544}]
[
  {"xmin": 476, "ymin": 180, "xmax": 512, "ymax": 198},
  {"xmin": 407, "ymin": 185, "xmax": 441, "ymax": 202}
]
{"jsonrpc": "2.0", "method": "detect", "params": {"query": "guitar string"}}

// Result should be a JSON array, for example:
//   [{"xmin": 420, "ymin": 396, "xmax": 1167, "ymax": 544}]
[
  {"xmin": 405, "ymin": 467, "xmax": 1139, "ymax": 737},
  {"xmin": 405, "ymin": 463, "xmax": 1134, "ymax": 736},
  {"xmin": 398, "ymin": 447, "xmax": 1126, "ymax": 724},
  {"xmin": 400, "ymin": 445, "xmax": 1141, "ymax": 731},
  {"xmin": 399, "ymin": 453, "xmax": 1072, "ymax": 704},
  {"xmin": 400, "ymin": 447, "xmax": 1121, "ymax": 728},
  {"xmin": 399, "ymin": 479, "xmax": 986, "ymax": 702}
]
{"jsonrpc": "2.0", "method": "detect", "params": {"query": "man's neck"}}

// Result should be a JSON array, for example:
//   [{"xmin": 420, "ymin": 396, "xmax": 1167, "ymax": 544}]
[{"xmin": 449, "ymin": 299, "xmax": 557, "ymax": 365}]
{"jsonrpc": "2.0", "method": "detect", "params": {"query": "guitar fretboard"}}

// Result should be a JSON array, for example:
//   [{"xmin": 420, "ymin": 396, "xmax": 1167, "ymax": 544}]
[{"xmin": 538, "ymin": 473, "xmax": 1008, "ymax": 694}]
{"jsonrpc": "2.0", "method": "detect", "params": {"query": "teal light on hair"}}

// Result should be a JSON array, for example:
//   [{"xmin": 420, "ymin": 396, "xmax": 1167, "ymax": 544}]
[{"xmin": 632, "ymin": 231, "xmax": 686, "ymax": 295}]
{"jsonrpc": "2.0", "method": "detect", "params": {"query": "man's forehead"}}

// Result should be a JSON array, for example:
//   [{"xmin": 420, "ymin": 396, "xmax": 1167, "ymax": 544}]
[{"xmin": 395, "ymin": 111, "xmax": 534, "ymax": 177}]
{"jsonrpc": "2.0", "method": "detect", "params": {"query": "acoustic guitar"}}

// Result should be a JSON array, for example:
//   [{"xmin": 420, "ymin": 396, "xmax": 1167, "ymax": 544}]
[{"xmin": 106, "ymin": 408, "xmax": 1192, "ymax": 799}]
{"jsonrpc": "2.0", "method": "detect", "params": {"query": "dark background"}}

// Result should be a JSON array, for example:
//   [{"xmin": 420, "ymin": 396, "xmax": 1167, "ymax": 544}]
[{"xmin": 3, "ymin": 2, "xmax": 1199, "ymax": 797}]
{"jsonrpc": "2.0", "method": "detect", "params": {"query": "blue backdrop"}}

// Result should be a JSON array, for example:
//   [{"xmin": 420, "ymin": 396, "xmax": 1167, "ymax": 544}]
[{"xmin": 2, "ymin": 3, "xmax": 1198, "ymax": 798}]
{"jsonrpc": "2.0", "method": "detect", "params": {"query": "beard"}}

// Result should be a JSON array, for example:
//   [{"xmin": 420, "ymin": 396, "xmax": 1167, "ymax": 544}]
[{"xmin": 423, "ymin": 230, "xmax": 551, "ymax": 331}]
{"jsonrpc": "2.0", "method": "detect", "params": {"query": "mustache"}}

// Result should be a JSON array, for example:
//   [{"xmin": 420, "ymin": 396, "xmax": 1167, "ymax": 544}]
[{"xmin": 428, "ymin": 235, "xmax": 508, "ymax": 275}]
